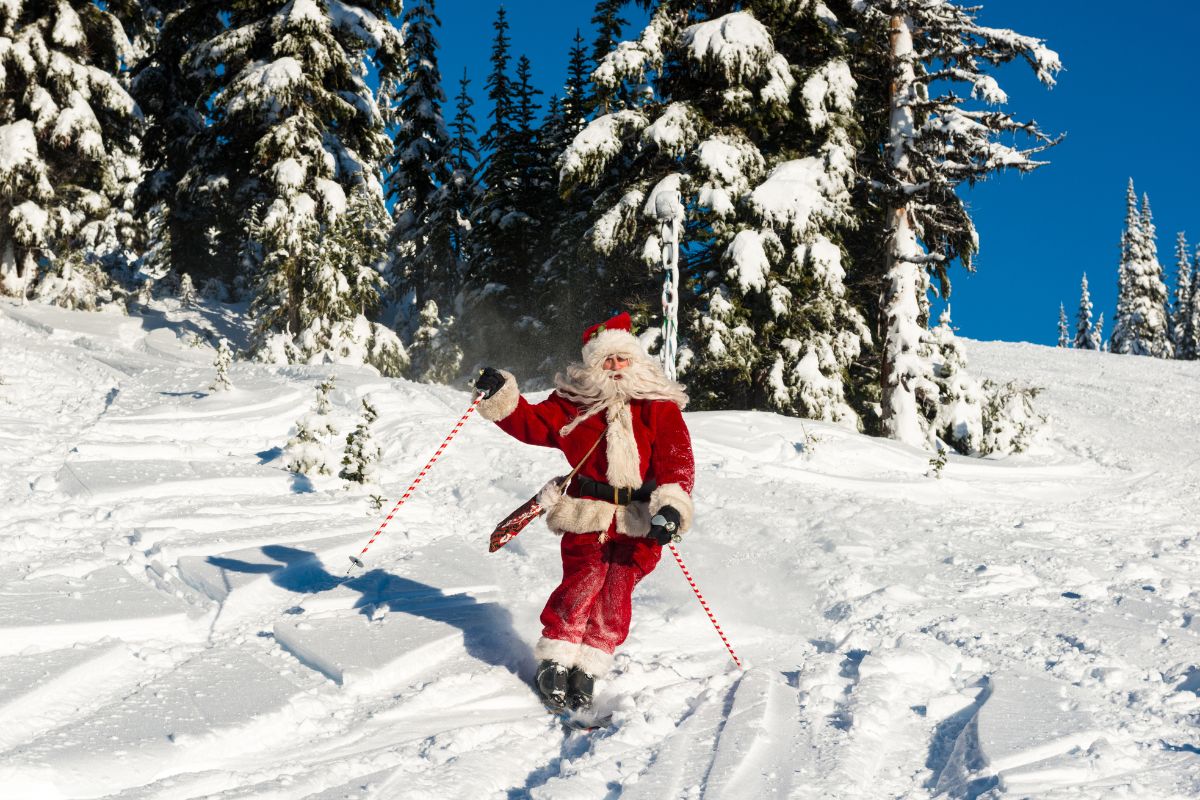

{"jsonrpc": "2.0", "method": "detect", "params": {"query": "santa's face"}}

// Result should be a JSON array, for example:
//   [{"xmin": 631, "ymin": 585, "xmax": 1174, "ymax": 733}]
[{"xmin": 603, "ymin": 354, "xmax": 632, "ymax": 378}]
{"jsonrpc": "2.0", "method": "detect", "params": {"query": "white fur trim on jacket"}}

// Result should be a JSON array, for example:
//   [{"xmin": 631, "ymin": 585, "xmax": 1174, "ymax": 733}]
[
  {"xmin": 539, "ymin": 490, "xmax": 654, "ymax": 538},
  {"xmin": 582, "ymin": 328, "xmax": 643, "ymax": 367},
  {"xmin": 477, "ymin": 369, "xmax": 519, "ymax": 421},
  {"xmin": 604, "ymin": 403, "xmax": 642, "ymax": 487},
  {"xmin": 535, "ymin": 636, "xmax": 582, "ymax": 667},
  {"xmin": 575, "ymin": 643, "xmax": 614, "ymax": 676},
  {"xmin": 650, "ymin": 482, "xmax": 694, "ymax": 534}
]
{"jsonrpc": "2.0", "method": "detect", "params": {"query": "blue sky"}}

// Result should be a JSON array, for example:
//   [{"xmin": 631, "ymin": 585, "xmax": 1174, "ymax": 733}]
[{"xmin": 435, "ymin": 1, "xmax": 1198, "ymax": 346}]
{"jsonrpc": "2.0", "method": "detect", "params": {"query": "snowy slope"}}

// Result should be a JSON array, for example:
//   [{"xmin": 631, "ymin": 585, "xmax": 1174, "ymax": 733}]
[{"xmin": 1, "ymin": 298, "xmax": 1198, "ymax": 799}]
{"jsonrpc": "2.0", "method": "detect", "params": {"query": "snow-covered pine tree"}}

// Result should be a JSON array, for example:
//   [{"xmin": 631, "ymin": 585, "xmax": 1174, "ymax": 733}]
[
  {"xmin": 1057, "ymin": 303, "xmax": 1069, "ymax": 347},
  {"xmin": 180, "ymin": 0, "xmax": 404, "ymax": 370},
  {"xmin": 398, "ymin": 69, "xmax": 478, "ymax": 383},
  {"xmin": 1074, "ymin": 273, "xmax": 1096, "ymax": 350},
  {"xmin": 210, "ymin": 338, "xmax": 232, "ymax": 391},
  {"xmin": 928, "ymin": 307, "xmax": 984, "ymax": 453},
  {"xmin": 537, "ymin": 30, "xmax": 605, "ymax": 368},
  {"xmin": 851, "ymin": 1, "xmax": 1060, "ymax": 450},
  {"xmin": 563, "ymin": 3, "xmax": 869, "ymax": 422},
  {"xmin": 31, "ymin": 249, "xmax": 113, "ymax": 310},
  {"xmin": 178, "ymin": 273, "xmax": 197, "ymax": 307},
  {"xmin": 1110, "ymin": 186, "xmax": 1171, "ymax": 357},
  {"xmin": 1170, "ymin": 232, "xmax": 1194, "ymax": 359},
  {"xmin": 285, "ymin": 377, "xmax": 339, "ymax": 476},
  {"xmin": 1185, "ymin": 246, "xmax": 1200, "ymax": 361},
  {"xmin": 340, "ymin": 398, "xmax": 381, "ymax": 484},
  {"xmin": 446, "ymin": 71, "xmax": 483, "ymax": 272},
  {"xmin": 385, "ymin": 0, "xmax": 461, "ymax": 361},
  {"xmin": 248, "ymin": 184, "xmax": 405, "ymax": 372},
  {"xmin": 132, "ymin": 1, "xmax": 226, "ymax": 285},
  {"xmin": 1109, "ymin": 179, "xmax": 1139, "ymax": 353},
  {"xmin": 589, "ymin": 0, "xmax": 631, "ymax": 113},
  {"xmin": 1094, "ymin": 312, "xmax": 1105, "ymax": 351},
  {"xmin": 0, "ymin": 0, "xmax": 142, "ymax": 301}
]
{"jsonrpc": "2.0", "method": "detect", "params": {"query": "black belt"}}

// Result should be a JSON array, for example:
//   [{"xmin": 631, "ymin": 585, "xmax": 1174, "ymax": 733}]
[{"xmin": 569, "ymin": 476, "xmax": 655, "ymax": 505}]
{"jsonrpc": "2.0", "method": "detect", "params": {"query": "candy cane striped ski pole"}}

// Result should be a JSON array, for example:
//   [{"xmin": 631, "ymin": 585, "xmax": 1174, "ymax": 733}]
[
  {"xmin": 285, "ymin": 393, "xmax": 483, "ymax": 613},
  {"xmin": 668, "ymin": 543, "xmax": 743, "ymax": 669}
]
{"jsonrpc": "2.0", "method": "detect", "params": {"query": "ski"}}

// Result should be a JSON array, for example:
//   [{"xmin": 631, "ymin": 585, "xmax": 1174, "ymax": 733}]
[{"xmin": 545, "ymin": 704, "xmax": 613, "ymax": 732}]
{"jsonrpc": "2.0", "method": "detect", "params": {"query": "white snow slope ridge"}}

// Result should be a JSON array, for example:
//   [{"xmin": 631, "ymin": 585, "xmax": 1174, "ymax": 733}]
[{"xmin": 0, "ymin": 299, "xmax": 1198, "ymax": 800}]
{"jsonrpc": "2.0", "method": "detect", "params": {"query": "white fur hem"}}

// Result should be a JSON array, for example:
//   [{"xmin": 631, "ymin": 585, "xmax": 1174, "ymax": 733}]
[
  {"xmin": 535, "ymin": 636, "xmax": 581, "ymax": 666},
  {"xmin": 543, "ymin": 495, "xmax": 655, "ymax": 538},
  {"xmin": 477, "ymin": 369, "xmax": 519, "ymax": 421},
  {"xmin": 650, "ymin": 482, "xmax": 694, "ymax": 534},
  {"xmin": 575, "ymin": 643, "xmax": 614, "ymax": 677}
]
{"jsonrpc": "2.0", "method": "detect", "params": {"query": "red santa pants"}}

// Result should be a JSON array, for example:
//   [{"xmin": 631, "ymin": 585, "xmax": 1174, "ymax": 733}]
[{"xmin": 540, "ymin": 524, "xmax": 662, "ymax": 657}]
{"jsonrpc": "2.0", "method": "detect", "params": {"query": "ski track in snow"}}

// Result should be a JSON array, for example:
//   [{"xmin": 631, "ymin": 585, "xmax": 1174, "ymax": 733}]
[{"xmin": 1, "ymin": 300, "xmax": 1199, "ymax": 798}]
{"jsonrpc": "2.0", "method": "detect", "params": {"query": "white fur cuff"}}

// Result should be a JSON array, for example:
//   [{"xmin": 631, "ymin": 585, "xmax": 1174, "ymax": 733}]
[
  {"xmin": 650, "ymin": 482, "xmax": 694, "ymax": 534},
  {"xmin": 535, "ymin": 636, "xmax": 582, "ymax": 667},
  {"xmin": 477, "ymin": 369, "xmax": 519, "ymax": 421},
  {"xmin": 576, "ymin": 643, "xmax": 614, "ymax": 677}
]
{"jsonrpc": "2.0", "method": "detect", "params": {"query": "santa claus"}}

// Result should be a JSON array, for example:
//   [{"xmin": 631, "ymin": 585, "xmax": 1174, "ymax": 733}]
[{"xmin": 474, "ymin": 311, "xmax": 695, "ymax": 713}]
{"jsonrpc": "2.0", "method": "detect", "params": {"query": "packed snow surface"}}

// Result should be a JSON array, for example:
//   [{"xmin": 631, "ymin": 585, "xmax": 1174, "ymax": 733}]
[{"xmin": 1, "ymin": 299, "xmax": 1199, "ymax": 798}]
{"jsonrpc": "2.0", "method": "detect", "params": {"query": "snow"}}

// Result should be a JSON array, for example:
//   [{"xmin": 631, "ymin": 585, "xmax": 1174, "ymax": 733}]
[
  {"xmin": 0, "ymin": 119, "xmax": 38, "ymax": 175},
  {"xmin": 559, "ymin": 110, "xmax": 646, "ymax": 187},
  {"xmin": 725, "ymin": 229, "xmax": 769, "ymax": 293},
  {"xmin": 802, "ymin": 59, "xmax": 856, "ymax": 131},
  {"xmin": 1, "ymin": 299, "xmax": 1200, "ymax": 798},
  {"xmin": 696, "ymin": 135, "xmax": 764, "ymax": 217},
  {"xmin": 749, "ymin": 157, "xmax": 836, "ymax": 238},
  {"xmin": 686, "ymin": 11, "xmax": 787, "ymax": 97},
  {"xmin": 9, "ymin": 200, "xmax": 48, "ymax": 244},
  {"xmin": 226, "ymin": 57, "xmax": 306, "ymax": 117},
  {"xmin": 641, "ymin": 102, "xmax": 698, "ymax": 158},
  {"xmin": 50, "ymin": 1, "xmax": 84, "ymax": 49}
]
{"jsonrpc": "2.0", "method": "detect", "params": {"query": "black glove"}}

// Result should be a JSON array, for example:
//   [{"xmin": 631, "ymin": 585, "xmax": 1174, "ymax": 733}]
[
  {"xmin": 475, "ymin": 367, "xmax": 506, "ymax": 399},
  {"xmin": 648, "ymin": 506, "xmax": 682, "ymax": 545}
]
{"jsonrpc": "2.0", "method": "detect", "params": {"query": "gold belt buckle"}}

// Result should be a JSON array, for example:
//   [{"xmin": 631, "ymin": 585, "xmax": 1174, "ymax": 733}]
[{"xmin": 613, "ymin": 485, "xmax": 619, "ymax": 504}]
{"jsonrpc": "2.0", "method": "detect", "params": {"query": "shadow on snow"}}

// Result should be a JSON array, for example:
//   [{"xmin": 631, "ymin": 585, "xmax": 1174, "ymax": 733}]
[{"xmin": 207, "ymin": 544, "xmax": 532, "ymax": 678}]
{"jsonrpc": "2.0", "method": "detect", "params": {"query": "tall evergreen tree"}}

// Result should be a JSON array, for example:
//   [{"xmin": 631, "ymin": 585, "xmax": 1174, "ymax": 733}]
[
  {"xmin": 1074, "ymin": 273, "xmax": 1097, "ymax": 350},
  {"xmin": 462, "ymin": 10, "xmax": 553, "ymax": 375},
  {"xmin": 1186, "ymin": 247, "xmax": 1200, "ymax": 361},
  {"xmin": 181, "ymin": 0, "xmax": 405, "ymax": 369},
  {"xmin": 384, "ymin": 0, "xmax": 467, "ymax": 381},
  {"xmin": 1094, "ymin": 312, "xmax": 1105, "ymax": 351},
  {"xmin": 1170, "ymin": 231, "xmax": 1194, "ymax": 359},
  {"xmin": 1110, "ymin": 184, "xmax": 1171, "ymax": 357},
  {"xmin": 538, "ymin": 31, "xmax": 605, "ymax": 368},
  {"xmin": 590, "ymin": 0, "xmax": 630, "ymax": 112},
  {"xmin": 852, "ymin": 0, "xmax": 1060, "ymax": 449},
  {"xmin": 385, "ymin": 0, "xmax": 452, "ymax": 319},
  {"xmin": 445, "ymin": 70, "xmax": 483, "ymax": 267},
  {"xmin": 564, "ymin": 3, "xmax": 870, "ymax": 423},
  {"xmin": 1057, "ymin": 303, "xmax": 1069, "ymax": 347},
  {"xmin": 0, "ymin": 0, "xmax": 143, "ymax": 301},
  {"xmin": 132, "ymin": 1, "xmax": 224, "ymax": 289}
]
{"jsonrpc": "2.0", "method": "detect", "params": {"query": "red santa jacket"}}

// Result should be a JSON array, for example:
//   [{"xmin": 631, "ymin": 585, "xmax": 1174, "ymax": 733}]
[{"xmin": 477, "ymin": 371, "xmax": 695, "ymax": 539}]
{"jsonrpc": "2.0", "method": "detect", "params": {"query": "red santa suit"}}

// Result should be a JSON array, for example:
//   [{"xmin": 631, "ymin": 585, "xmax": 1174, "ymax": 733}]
[{"xmin": 476, "ymin": 314, "xmax": 695, "ymax": 677}]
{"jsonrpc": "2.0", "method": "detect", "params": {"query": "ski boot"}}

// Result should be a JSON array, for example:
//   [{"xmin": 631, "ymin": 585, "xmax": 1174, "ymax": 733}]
[
  {"xmin": 536, "ymin": 660, "xmax": 569, "ymax": 710},
  {"xmin": 566, "ymin": 667, "xmax": 595, "ymax": 712}
]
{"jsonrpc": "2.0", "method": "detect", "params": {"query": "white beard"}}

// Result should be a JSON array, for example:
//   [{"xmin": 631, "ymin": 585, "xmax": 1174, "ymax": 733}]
[{"xmin": 553, "ymin": 353, "xmax": 688, "ymax": 439}]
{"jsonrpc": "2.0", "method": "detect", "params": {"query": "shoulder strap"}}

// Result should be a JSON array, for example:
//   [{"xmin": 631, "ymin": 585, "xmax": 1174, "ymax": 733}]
[{"xmin": 558, "ymin": 432, "xmax": 605, "ymax": 493}]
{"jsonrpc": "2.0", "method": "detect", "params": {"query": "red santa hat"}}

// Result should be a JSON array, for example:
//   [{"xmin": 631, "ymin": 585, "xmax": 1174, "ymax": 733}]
[{"xmin": 581, "ymin": 312, "xmax": 644, "ymax": 366}]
